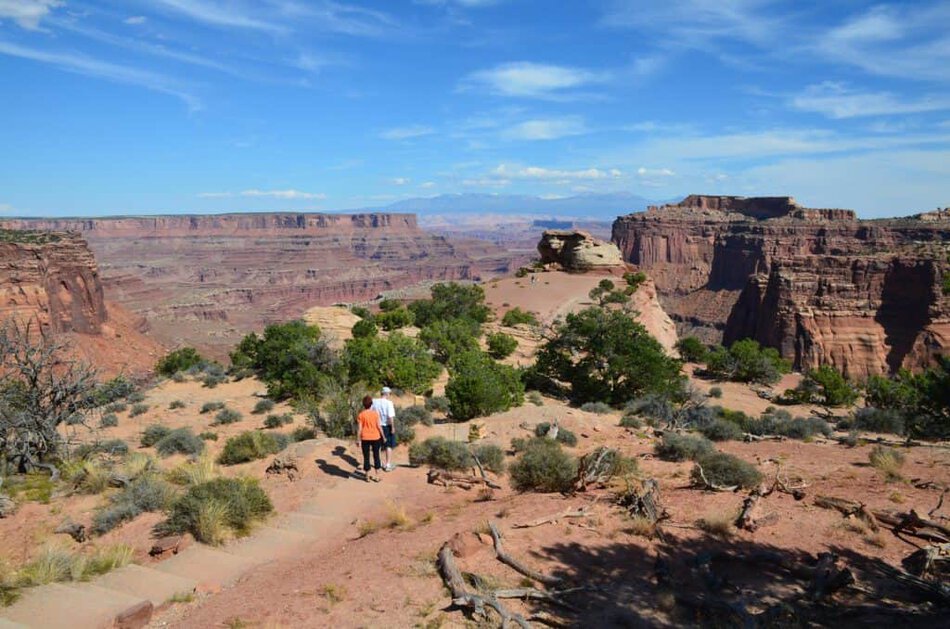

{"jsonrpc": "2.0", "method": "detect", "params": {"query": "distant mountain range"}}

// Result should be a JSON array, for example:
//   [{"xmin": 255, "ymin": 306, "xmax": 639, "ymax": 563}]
[{"xmin": 362, "ymin": 192, "xmax": 672, "ymax": 220}]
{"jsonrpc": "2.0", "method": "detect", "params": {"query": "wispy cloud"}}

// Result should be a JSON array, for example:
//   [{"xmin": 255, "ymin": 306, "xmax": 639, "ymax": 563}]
[
  {"xmin": 493, "ymin": 163, "xmax": 622, "ymax": 180},
  {"xmin": 198, "ymin": 189, "xmax": 326, "ymax": 199},
  {"xmin": 390, "ymin": 177, "xmax": 411, "ymax": 185},
  {"xmin": 637, "ymin": 167, "xmax": 675, "ymax": 177},
  {"xmin": 501, "ymin": 116, "xmax": 587, "ymax": 140},
  {"xmin": 153, "ymin": 0, "xmax": 282, "ymax": 32},
  {"xmin": 0, "ymin": 0, "xmax": 62, "ymax": 30},
  {"xmin": 462, "ymin": 61, "xmax": 606, "ymax": 99},
  {"xmin": 0, "ymin": 40, "xmax": 201, "ymax": 109},
  {"xmin": 792, "ymin": 82, "xmax": 950, "ymax": 119},
  {"xmin": 124, "ymin": 16, "xmax": 147, "ymax": 25},
  {"xmin": 379, "ymin": 124, "xmax": 435, "ymax": 140}
]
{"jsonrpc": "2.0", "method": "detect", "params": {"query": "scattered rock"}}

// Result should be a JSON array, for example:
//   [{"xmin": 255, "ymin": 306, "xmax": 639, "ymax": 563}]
[
  {"xmin": 266, "ymin": 455, "xmax": 299, "ymax": 481},
  {"xmin": 149, "ymin": 535, "xmax": 183, "ymax": 557},
  {"xmin": 476, "ymin": 532, "xmax": 493, "ymax": 546}
]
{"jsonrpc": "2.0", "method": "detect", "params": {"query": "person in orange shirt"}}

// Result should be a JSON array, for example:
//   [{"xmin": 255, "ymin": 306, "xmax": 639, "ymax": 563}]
[{"xmin": 355, "ymin": 395, "xmax": 384, "ymax": 482}]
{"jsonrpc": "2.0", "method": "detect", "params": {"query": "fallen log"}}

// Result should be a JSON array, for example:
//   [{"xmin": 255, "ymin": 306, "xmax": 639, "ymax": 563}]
[
  {"xmin": 814, "ymin": 496, "xmax": 880, "ymax": 532},
  {"xmin": 903, "ymin": 543, "xmax": 950, "ymax": 578},
  {"xmin": 470, "ymin": 451, "xmax": 502, "ymax": 490},
  {"xmin": 489, "ymin": 522, "xmax": 563, "ymax": 587},
  {"xmin": 807, "ymin": 552, "xmax": 854, "ymax": 600},
  {"xmin": 513, "ymin": 506, "xmax": 591, "ymax": 529},
  {"xmin": 427, "ymin": 469, "xmax": 497, "ymax": 490},
  {"xmin": 494, "ymin": 587, "xmax": 583, "ymax": 611},
  {"xmin": 573, "ymin": 446, "xmax": 621, "ymax": 491},
  {"xmin": 437, "ymin": 542, "xmax": 530, "ymax": 628},
  {"xmin": 815, "ymin": 496, "xmax": 950, "ymax": 543},
  {"xmin": 736, "ymin": 488, "xmax": 766, "ymax": 532}
]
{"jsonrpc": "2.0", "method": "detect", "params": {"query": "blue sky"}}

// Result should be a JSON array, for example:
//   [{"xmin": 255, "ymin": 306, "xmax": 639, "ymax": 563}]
[{"xmin": 0, "ymin": 0, "xmax": 947, "ymax": 218}]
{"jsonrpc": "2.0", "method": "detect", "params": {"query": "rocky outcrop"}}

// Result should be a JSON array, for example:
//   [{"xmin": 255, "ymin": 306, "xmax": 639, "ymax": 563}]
[
  {"xmin": 538, "ymin": 230, "xmax": 624, "ymax": 270},
  {"xmin": 612, "ymin": 195, "xmax": 950, "ymax": 377},
  {"xmin": 2, "ymin": 213, "xmax": 519, "ymax": 357}
]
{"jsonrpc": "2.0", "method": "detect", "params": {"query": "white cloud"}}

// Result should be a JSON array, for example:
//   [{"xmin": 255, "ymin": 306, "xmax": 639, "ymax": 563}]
[
  {"xmin": 153, "ymin": 0, "xmax": 282, "ymax": 32},
  {"xmin": 792, "ymin": 82, "xmax": 950, "ymax": 119},
  {"xmin": 602, "ymin": 0, "xmax": 780, "ymax": 46},
  {"xmin": 501, "ymin": 116, "xmax": 587, "ymax": 140},
  {"xmin": 493, "ymin": 164, "xmax": 622, "ymax": 181},
  {"xmin": 462, "ymin": 177, "xmax": 511, "ymax": 188},
  {"xmin": 463, "ymin": 62, "xmax": 606, "ymax": 99},
  {"xmin": 390, "ymin": 177, "xmax": 410, "ymax": 185},
  {"xmin": 124, "ymin": 16, "xmax": 147, "ymax": 25},
  {"xmin": 198, "ymin": 189, "xmax": 326, "ymax": 200},
  {"xmin": 0, "ymin": 0, "xmax": 61, "ymax": 30},
  {"xmin": 419, "ymin": 181, "xmax": 437, "ymax": 189},
  {"xmin": 379, "ymin": 125, "xmax": 435, "ymax": 140},
  {"xmin": 0, "ymin": 40, "xmax": 201, "ymax": 110},
  {"xmin": 637, "ymin": 167, "xmax": 675, "ymax": 177}
]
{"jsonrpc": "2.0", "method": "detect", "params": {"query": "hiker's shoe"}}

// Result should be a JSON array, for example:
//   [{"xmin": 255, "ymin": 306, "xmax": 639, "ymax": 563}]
[{"xmin": 385, "ymin": 463, "xmax": 395, "ymax": 472}]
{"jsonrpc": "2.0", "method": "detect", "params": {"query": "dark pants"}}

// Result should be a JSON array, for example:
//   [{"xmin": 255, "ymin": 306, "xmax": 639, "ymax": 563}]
[{"xmin": 361, "ymin": 439, "xmax": 382, "ymax": 472}]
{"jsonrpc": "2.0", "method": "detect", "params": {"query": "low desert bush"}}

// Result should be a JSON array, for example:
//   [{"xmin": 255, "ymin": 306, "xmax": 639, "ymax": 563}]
[
  {"xmin": 155, "ymin": 428, "xmax": 204, "ymax": 458},
  {"xmin": 213, "ymin": 408, "xmax": 243, "ymax": 425},
  {"xmin": 129, "ymin": 403, "xmax": 149, "ymax": 417},
  {"xmin": 263, "ymin": 413, "xmax": 294, "ymax": 429},
  {"xmin": 619, "ymin": 414, "xmax": 643, "ymax": 428},
  {"xmin": 166, "ymin": 454, "xmax": 217, "ymax": 486},
  {"xmin": 160, "ymin": 477, "xmax": 273, "ymax": 545},
  {"xmin": 408, "ymin": 437, "xmax": 472, "ymax": 471},
  {"xmin": 708, "ymin": 386, "xmax": 723, "ymax": 399},
  {"xmin": 168, "ymin": 400, "xmax": 186, "ymax": 410},
  {"xmin": 99, "ymin": 413, "xmax": 119, "ymax": 428},
  {"xmin": 691, "ymin": 452, "xmax": 762, "ymax": 489},
  {"xmin": 127, "ymin": 391, "xmax": 146, "ymax": 404},
  {"xmin": 486, "ymin": 332, "xmax": 518, "ymax": 359},
  {"xmin": 141, "ymin": 424, "xmax": 171, "ymax": 448},
  {"xmin": 699, "ymin": 418, "xmax": 744, "ymax": 442},
  {"xmin": 251, "ymin": 399, "xmax": 275, "ymax": 415},
  {"xmin": 869, "ymin": 445, "xmax": 905, "ymax": 481},
  {"xmin": 580, "ymin": 402, "xmax": 612, "ymax": 414},
  {"xmin": 291, "ymin": 426, "xmax": 317, "ymax": 441},
  {"xmin": 73, "ymin": 439, "xmax": 128, "ymax": 459},
  {"xmin": 424, "ymin": 396, "xmax": 450, "ymax": 413},
  {"xmin": 400, "ymin": 405, "xmax": 433, "ymax": 427},
  {"xmin": 395, "ymin": 422, "xmax": 416, "ymax": 445},
  {"xmin": 852, "ymin": 407, "xmax": 905, "ymax": 435},
  {"xmin": 200, "ymin": 401, "xmax": 225, "ymax": 414},
  {"xmin": 217, "ymin": 431, "xmax": 289, "ymax": 465},
  {"xmin": 501, "ymin": 307, "xmax": 538, "ymax": 327},
  {"xmin": 104, "ymin": 402, "xmax": 127, "ymax": 414},
  {"xmin": 91, "ymin": 474, "xmax": 176, "ymax": 535},
  {"xmin": 199, "ymin": 431, "xmax": 218, "ymax": 441},
  {"xmin": 654, "ymin": 433, "xmax": 714, "ymax": 462},
  {"xmin": 526, "ymin": 391, "xmax": 544, "ymax": 406},
  {"xmin": 534, "ymin": 422, "xmax": 578, "ymax": 446},
  {"xmin": 471, "ymin": 443, "xmax": 505, "ymax": 474},
  {"xmin": 509, "ymin": 439, "xmax": 577, "ymax": 493}
]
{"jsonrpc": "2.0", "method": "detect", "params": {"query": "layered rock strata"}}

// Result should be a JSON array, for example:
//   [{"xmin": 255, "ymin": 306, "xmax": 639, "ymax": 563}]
[
  {"xmin": 2, "ymin": 214, "xmax": 518, "ymax": 357},
  {"xmin": 538, "ymin": 230, "xmax": 624, "ymax": 270},
  {"xmin": 612, "ymin": 196, "xmax": 950, "ymax": 377}
]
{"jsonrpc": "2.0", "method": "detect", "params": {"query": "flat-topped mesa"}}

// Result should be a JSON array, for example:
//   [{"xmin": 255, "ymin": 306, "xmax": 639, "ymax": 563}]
[
  {"xmin": 537, "ymin": 230, "xmax": 624, "ymax": 271},
  {"xmin": 1, "ymin": 212, "xmax": 418, "ymax": 237},
  {"xmin": 645, "ymin": 194, "xmax": 857, "ymax": 222}
]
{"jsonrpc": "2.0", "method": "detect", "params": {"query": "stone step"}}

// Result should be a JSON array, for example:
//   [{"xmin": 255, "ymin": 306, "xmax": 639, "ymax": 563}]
[
  {"xmin": 95, "ymin": 563, "xmax": 197, "ymax": 608},
  {"xmin": 0, "ymin": 582, "xmax": 151, "ymax": 629},
  {"xmin": 151, "ymin": 545, "xmax": 258, "ymax": 589},
  {"xmin": 223, "ymin": 526, "xmax": 314, "ymax": 561}
]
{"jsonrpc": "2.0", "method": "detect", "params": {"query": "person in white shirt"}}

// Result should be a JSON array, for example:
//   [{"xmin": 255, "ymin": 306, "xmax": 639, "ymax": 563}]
[{"xmin": 371, "ymin": 386, "xmax": 397, "ymax": 471}]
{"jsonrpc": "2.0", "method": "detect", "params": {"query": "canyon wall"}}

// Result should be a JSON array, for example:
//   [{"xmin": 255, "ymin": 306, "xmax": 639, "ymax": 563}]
[
  {"xmin": 2, "ymin": 213, "xmax": 521, "ymax": 357},
  {"xmin": 612, "ymin": 196, "xmax": 950, "ymax": 377}
]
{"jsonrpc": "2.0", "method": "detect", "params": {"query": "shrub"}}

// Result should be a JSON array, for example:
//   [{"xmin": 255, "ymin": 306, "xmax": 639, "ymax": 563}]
[
  {"xmin": 747, "ymin": 410, "xmax": 832, "ymax": 440},
  {"xmin": 141, "ymin": 424, "xmax": 171, "ymax": 448},
  {"xmin": 99, "ymin": 413, "xmax": 118, "ymax": 428},
  {"xmin": 579, "ymin": 446, "xmax": 637, "ymax": 480},
  {"xmin": 509, "ymin": 439, "xmax": 577, "ymax": 493},
  {"xmin": 424, "ymin": 396, "xmax": 450, "ymax": 414},
  {"xmin": 378, "ymin": 298, "xmax": 402, "ymax": 312},
  {"xmin": 351, "ymin": 318, "xmax": 378, "ymax": 339},
  {"xmin": 408, "ymin": 437, "xmax": 472, "ymax": 470},
  {"xmin": 526, "ymin": 391, "xmax": 543, "ymax": 406},
  {"xmin": 92, "ymin": 474, "xmax": 176, "ymax": 535},
  {"xmin": 351, "ymin": 306, "xmax": 371, "ymax": 319},
  {"xmin": 88, "ymin": 376, "xmax": 137, "ymax": 407},
  {"xmin": 535, "ymin": 307, "xmax": 684, "ymax": 405},
  {"xmin": 104, "ymin": 401, "xmax": 127, "ymax": 414},
  {"xmin": 786, "ymin": 366, "xmax": 859, "ymax": 407},
  {"xmin": 161, "ymin": 477, "xmax": 273, "ymax": 544},
  {"xmin": 501, "ymin": 307, "xmax": 538, "ymax": 327},
  {"xmin": 691, "ymin": 452, "xmax": 762, "ymax": 489},
  {"xmin": 263, "ymin": 413, "xmax": 294, "ymax": 429},
  {"xmin": 213, "ymin": 408, "xmax": 243, "ymax": 425},
  {"xmin": 127, "ymin": 391, "xmax": 146, "ymax": 404},
  {"xmin": 394, "ymin": 422, "xmax": 416, "ymax": 445},
  {"xmin": 199, "ymin": 431, "xmax": 218, "ymax": 441},
  {"xmin": 200, "ymin": 401, "xmax": 225, "ymax": 414},
  {"xmin": 534, "ymin": 422, "xmax": 578, "ymax": 447},
  {"xmin": 869, "ymin": 445, "xmax": 905, "ymax": 481},
  {"xmin": 708, "ymin": 387, "xmax": 723, "ymax": 399},
  {"xmin": 344, "ymin": 333, "xmax": 441, "ymax": 394},
  {"xmin": 700, "ymin": 418, "xmax": 744, "ymax": 442},
  {"xmin": 317, "ymin": 385, "xmax": 362, "ymax": 438},
  {"xmin": 156, "ymin": 347, "xmax": 205, "ymax": 377},
  {"xmin": 154, "ymin": 428, "xmax": 204, "ymax": 457},
  {"xmin": 129, "ymin": 403, "xmax": 149, "ymax": 417},
  {"xmin": 292, "ymin": 426, "xmax": 317, "ymax": 441},
  {"xmin": 675, "ymin": 336, "xmax": 708, "ymax": 363},
  {"xmin": 201, "ymin": 365, "xmax": 227, "ymax": 389},
  {"xmin": 169, "ymin": 400, "xmax": 186, "ymax": 410},
  {"xmin": 580, "ymin": 402, "xmax": 612, "ymax": 414},
  {"xmin": 704, "ymin": 339, "xmax": 791, "ymax": 385},
  {"xmin": 171, "ymin": 372, "xmax": 187, "ymax": 383},
  {"xmin": 486, "ymin": 333, "xmax": 518, "ymax": 360},
  {"xmin": 624, "ymin": 394, "xmax": 675, "ymax": 426},
  {"xmin": 852, "ymin": 407, "xmax": 905, "ymax": 435},
  {"xmin": 250, "ymin": 399, "xmax": 274, "ymax": 415},
  {"xmin": 399, "ymin": 405, "xmax": 432, "ymax": 427},
  {"xmin": 419, "ymin": 319, "xmax": 480, "ymax": 364},
  {"xmin": 654, "ymin": 433, "xmax": 714, "ymax": 462},
  {"xmin": 445, "ymin": 350, "xmax": 524, "ymax": 421},
  {"xmin": 376, "ymin": 308, "xmax": 414, "ymax": 331},
  {"xmin": 218, "ymin": 431, "xmax": 288, "ymax": 465},
  {"xmin": 73, "ymin": 439, "xmax": 128, "ymax": 459},
  {"xmin": 619, "ymin": 414, "xmax": 642, "ymax": 428},
  {"xmin": 409, "ymin": 283, "xmax": 490, "ymax": 329},
  {"xmin": 471, "ymin": 443, "xmax": 506, "ymax": 474}
]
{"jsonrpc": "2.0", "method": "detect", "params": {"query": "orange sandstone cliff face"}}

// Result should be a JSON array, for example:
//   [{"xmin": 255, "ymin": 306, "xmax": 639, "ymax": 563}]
[
  {"xmin": 612, "ymin": 196, "xmax": 950, "ymax": 378},
  {"xmin": 2, "ymin": 213, "xmax": 520, "ymax": 357},
  {"xmin": 0, "ymin": 230, "xmax": 164, "ymax": 375}
]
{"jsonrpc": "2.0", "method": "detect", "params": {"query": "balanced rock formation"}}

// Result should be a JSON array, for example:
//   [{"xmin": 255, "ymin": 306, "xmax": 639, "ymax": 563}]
[
  {"xmin": 0, "ymin": 229, "xmax": 164, "ymax": 375},
  {"xmin": 2, "ymin": 213, "xmax": 520, "ymax": 358},
  {"xmin": 612, "ymin": 195, "xmax": 950, "ymax": 378},
  {"xmin": 538, "ymin": 230, "xmax": 624, "ymax": 271}
]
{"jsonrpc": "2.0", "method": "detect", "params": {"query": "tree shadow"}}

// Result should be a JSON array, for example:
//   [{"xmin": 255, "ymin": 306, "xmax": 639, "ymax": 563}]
[
  {"xmin": 522, "ymin": 531, "xmax": 948, "ymax": 627},
  {"xmin": 315, "ymin": 458, "xmax": 354, "ymax": 480}
]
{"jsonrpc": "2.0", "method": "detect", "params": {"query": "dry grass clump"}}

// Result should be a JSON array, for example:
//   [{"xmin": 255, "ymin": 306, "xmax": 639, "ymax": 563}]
[
  {"xmin": 696, "ymin": 511, "xmax": 735, "ymax": 538},
  {"xmin": 322, "ymin": 583, "xmax": 346, "ymax": 605},
  {"xmin": 14, "ymin": 544, "xmax": 133, "ymax": 588},
  {"xmin": 167, "ymin": 453, "xmax": 218, "ymax": 486},
  {"xmin": 869, "ymin": 445, "xmax": 905, "ymax": 481},
  {"xmin": 626, "ymin": 515, "xmax": 656, "ymax": 538}
]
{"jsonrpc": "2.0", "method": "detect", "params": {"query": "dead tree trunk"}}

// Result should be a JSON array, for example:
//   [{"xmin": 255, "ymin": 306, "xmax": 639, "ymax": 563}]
[
  {"xmin": 437, "ymin": 542, "xmax": 530, "ymax": 628},
  {"xmin": 489, "ymin": 522, "xmax": 563, "ymax": 587}
]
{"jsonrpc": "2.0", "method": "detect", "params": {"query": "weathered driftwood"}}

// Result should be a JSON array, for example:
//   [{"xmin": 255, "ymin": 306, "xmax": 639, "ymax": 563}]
[
  {"xmin": 54, "ymin": 521, "xmax": 86, "ymax": 543},
  {"xmin": 877, "ymin": 559, "xmax": 950, "ymax": 604},
  {"xmin": 903, "ymin": 543, "xmax": 950, "ymax": 579},
  {"xmin": 494, "ymin": 588, "xmax": 583, "ymax": 612},
  {"xmin": 513, "ymin": 506, "xmax": 591, "ymax": 529},
  {"xmin": 815, "ymin": 495, "xmax": 950, "ymax": 543},
  {"xmin": 692, "ymin": 464, "xmax": 738, "ymax": 492},
  {"xmin": 736, "ymin": 488, "xmax": 767, "ymax": 532},
  {"xmin": 437, "ymin": 542, "xmax": 530, "ymax": 629},
  {"xmin": 814, "ymin": 496, "xmax": 880, "ymax": 532},
  {"xmin": 427, "ymin": 469, "xmax": 498, "ymax": 490},
  {"xmin": 470, "ymin": 451, "xmax": 502, "ymax": 490},
  {"xmin": 489, "ymin": 522, "xmax": 563, "ymax": 587},
  {"xmin": 573, "ymin": 446, "xmax": 619, "ymax": 492}
]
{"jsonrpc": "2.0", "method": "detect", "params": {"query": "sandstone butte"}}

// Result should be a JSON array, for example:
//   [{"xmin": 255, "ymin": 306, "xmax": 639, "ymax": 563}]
[
  {"xmin": 0, "ymin": 229, "xmax": 163, "ymax": 375},
  {"xmin": 0, "ymin": 213, "xmax": 527, "ymax": 359},
  {"xmin": 612, "ymin": 195, "xmax": 950, "ymax": 379}
]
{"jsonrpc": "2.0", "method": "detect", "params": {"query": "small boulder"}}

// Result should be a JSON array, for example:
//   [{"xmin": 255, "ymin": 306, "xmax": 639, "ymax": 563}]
[
  {"xmin": 448, "ymin": 532, "xmax": 481, "ymax": 559},
  {"xmin": 537, "ymin": 230, "xmax": 624, "ymax": 271},
  {"xmin": 149, "ymin": 535, "xmax": 183, "ymax": 557}
]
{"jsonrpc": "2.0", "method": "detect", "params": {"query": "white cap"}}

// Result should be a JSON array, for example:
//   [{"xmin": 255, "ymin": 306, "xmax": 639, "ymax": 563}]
[{"xmin": 381, "ymin": 386, "xmax": 392, "ymax": 394}]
